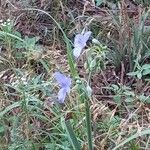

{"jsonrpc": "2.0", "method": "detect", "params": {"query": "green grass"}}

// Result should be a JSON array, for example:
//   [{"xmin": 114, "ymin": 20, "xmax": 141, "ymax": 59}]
[{"xmin": 0, "ymin": 0, "xmax": 150, "ymax": 150}]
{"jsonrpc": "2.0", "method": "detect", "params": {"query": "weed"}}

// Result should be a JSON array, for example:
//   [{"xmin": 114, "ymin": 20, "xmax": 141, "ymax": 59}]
[{"xmin": 0, "ymin": 0, "xmax": 150, "ymax": 150}]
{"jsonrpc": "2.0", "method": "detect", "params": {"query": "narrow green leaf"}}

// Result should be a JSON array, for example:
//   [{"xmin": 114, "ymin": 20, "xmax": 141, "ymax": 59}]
[
  {"xmin": 142, "ymin": 69, "xmax": 150, "ymax": 75},
  {"xmin": 39, "ymin": 59, "xmax": 50, "ymax": 73},
  {"xmin": 85, "ymin": 100, "xmax": 93, "ymax": 150},
  {"xmin": 65, "ymin": 120, "xmax": 81, "ymax": 150},
  {"xmin": 0, "ymin": 31, "xmax": 24, "ymax": 42},
  {"xmin": 112, "ymin": 129, "xmax": 150, "ymax": 150},
  {"xmin": 141, "ymin": 64, "xmax": 150, "ymax": 70},
  {"xmin": 23, "ymin": 8, "xmax": 78, "ymax": 78},
  {"xmin": 96, "ymin": 0, "xmax": 105, "ymax": 6},
  {"xmin": 127, "ymin": 71, "xmax": 138, "ymax": 76},
  {"xmin": 0, "ymin": 102, "xmax": 20, "ymax": 118}
]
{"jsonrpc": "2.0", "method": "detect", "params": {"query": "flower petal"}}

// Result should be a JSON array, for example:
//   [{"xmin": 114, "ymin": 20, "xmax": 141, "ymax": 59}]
[
  {"xmin": 83, "ymin": 31, "xmax": 92, "ymax": 43},
  {"xmin": 54, "ymin": 72, "xmax": 71, "ymax": 88},
  {"xmin": 58, "ymin": 88, "xmax": 67, "ymax": 103},
  {"xmin": 73, "ymin": 47, "xmax": 83, "ymax": 59},
  {"xmin": 74, "ymin": 34, "xmax": 85, "ymax": 49},
  {"xmin": 73, "ymin": 31, "xmax": 92, "ymax": 58}
]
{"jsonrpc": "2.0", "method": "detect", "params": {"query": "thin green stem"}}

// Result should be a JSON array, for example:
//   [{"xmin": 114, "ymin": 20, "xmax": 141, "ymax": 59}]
[
  {"xmin": 85, "ymin": 99, "xmax": 93, "ymax": 150},
  {"xmin": 17, "ymin": 8, "xmax": 78, "ymax": 78}
]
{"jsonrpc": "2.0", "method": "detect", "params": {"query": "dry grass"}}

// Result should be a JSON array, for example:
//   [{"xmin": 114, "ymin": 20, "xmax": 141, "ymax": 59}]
[{"xmin": 0, "ymin": 0, "xmax": 149, "ymax": 150}]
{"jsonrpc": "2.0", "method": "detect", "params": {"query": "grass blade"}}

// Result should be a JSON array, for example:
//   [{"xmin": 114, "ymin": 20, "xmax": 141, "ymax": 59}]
[
  {"xmin": 112, "ymin": 129, "xmax": 150, "ymax": 150},
  {"xmin": 85, "ymin": 100, "xmax": 93, "ymax": 150},
  {"xmin": 19, "ymin": 8, "xmax": 78, "ymax": 78},
  {"xmin": 0, "ymin": 102, "xmax": 20, "ymax": 118},
  {"xmin": 0, "ymin": 31, "xmax": 24, "ymax": 42},
  {"xmin": 65, "ymin": 120, "xmax": 81, "ymax": 150}
]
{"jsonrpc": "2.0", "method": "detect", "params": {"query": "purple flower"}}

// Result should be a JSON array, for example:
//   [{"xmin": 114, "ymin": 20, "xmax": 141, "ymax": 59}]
[
  {"xmin": 54, "ymin": 72, "xmax": 71, "ymax": 103},
  {"xmin": 73, "ymin": 31, "xmax": 92, "ymax": 58}
]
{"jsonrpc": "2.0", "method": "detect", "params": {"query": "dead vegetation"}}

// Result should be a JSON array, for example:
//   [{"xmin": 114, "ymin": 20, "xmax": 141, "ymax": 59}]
[{"xmin": 0, "ymin": 0, "xmax": 149, "ymax": 150}]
